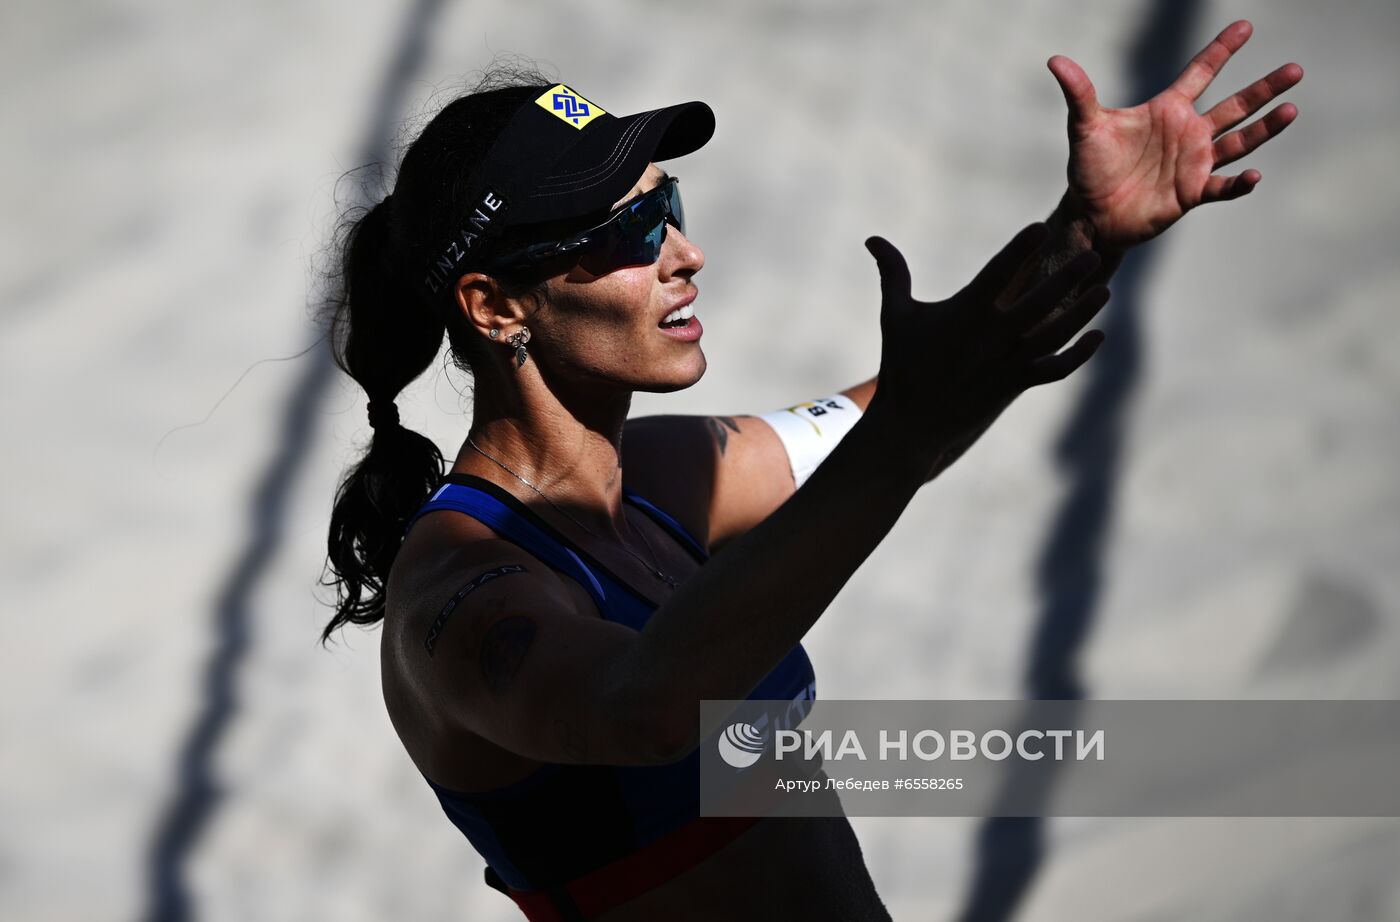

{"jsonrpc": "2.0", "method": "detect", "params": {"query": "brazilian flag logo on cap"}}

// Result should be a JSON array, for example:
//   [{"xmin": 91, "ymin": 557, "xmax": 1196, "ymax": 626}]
[{"xmin": 535, "ymin": 84, "xmax": 606, "ymax": 129}]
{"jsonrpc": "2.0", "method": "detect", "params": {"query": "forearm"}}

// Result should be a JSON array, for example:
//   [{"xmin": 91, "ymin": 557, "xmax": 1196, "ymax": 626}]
[
  {"xmin": 625, "ymin": 403, "xmax": 927, "ymax": 752},
  {"xmin": 835, "ymin": 371, "xmax": 995, "ymax": 484}
]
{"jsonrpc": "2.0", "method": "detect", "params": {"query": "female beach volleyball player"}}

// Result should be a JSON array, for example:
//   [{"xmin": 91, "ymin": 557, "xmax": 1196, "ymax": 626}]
[{"xmin": 319, "ymin": 22, "xmax": 1300, "ymax": 920}]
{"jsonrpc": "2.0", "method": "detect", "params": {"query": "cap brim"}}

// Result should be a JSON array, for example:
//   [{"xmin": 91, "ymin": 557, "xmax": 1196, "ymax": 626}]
[
  {"xmin": 512, "ymin": 101, "xmax": 714, "ymax": 225},
  {"xmin": 649, "ymin": 100, "xmax": 715, "ymax": 161}
]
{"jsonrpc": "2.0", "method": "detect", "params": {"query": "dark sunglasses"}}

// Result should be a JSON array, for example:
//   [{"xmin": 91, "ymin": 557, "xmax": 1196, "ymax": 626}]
[{"xmin": 490, "ymin": 176, "xmax": 685, "ymax": 276}]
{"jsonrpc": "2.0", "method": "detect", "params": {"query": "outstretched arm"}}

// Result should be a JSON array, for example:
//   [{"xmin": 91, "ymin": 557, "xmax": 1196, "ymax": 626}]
[{"xmin": 625, "ymin": 21, "xmax": 1302, "ymax": 550}]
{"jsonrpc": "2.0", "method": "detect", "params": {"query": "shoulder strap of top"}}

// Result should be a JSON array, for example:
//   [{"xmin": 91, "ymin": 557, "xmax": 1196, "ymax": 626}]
[
  {"xmin": 621, "ymin": 488, "xmax": 709, "ymax": 564},
  {"xmin": 403, "ymin": 480, "xmax": 609, "ymax": 612}
]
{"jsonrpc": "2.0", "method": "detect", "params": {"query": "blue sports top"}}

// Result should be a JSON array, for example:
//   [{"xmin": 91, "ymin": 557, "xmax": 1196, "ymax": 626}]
[{"xmin": 400, "ymin": 472, "xmax": 818, "ymax": 912}]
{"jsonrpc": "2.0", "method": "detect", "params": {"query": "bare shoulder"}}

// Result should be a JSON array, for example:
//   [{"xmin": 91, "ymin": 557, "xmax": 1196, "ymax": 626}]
[
  {"xmin": 383, "ymin": 507, "xmax": 667, "ymax": 768},
  {"xmin": 385, "ymin": 511, "xmax": 585, "ymax": 664},
  {"xmin": 380, "ymin": 512, "xmax": 593, "ymax": 785}
]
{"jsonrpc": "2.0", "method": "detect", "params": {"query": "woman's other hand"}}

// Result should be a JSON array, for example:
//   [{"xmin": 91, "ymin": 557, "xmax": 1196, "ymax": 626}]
[{"xmin": 864, "ymin": 224, "xmax": 1110, "ymax": 478}]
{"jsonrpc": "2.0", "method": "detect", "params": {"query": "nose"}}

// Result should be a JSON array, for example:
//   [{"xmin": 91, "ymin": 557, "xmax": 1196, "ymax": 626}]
[{"xmin": 661, "ymin": 224, "xmax": 704, "ymax": 279}]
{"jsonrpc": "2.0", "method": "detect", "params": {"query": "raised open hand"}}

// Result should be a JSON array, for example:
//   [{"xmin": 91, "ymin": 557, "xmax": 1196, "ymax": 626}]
[
  {"xmin": 1049, "ymin": 19, "xmax": 1303, "ymax": 250},
  {"xmin": 865, "ymin": 224, "xmax": 1110, "ymax": 475}
]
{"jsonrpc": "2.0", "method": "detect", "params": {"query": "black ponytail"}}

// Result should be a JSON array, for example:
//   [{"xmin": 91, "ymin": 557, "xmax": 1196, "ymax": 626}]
[
  {"xmin": 316, "ymin": 63, "xmax": 560, "ymax": 646},
  {"xmin": 318, "ymin": 194, "xmax": 447, "ymax": 645}
]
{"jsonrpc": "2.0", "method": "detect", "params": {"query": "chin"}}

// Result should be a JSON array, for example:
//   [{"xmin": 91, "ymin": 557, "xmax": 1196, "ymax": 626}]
[{"xmin": 641, "ymin": 352, "xmax": 707, "ymax": 393}]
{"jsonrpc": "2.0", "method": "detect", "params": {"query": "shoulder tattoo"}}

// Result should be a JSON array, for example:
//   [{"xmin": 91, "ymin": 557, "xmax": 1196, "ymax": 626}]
[
  {"xmin": 422, "ymin": 563, "xmax": 529, "ymax": 656},
  {"xmin": 479, "ymin": 614, "xmax": 537, "ymax": 695},
  {"xmin": 706, "ymin": 415, "xmax": 742, "ymax": 456}
]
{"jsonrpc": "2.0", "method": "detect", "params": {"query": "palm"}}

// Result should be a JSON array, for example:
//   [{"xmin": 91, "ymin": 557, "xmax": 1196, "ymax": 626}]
[
  {"xmin": 1073, "ymin": 92, "xmax": 1222, "ymax": 244},
  {"xmin": 1051, "ymin": 20, "xmax": 1302, "ymax": 251}
]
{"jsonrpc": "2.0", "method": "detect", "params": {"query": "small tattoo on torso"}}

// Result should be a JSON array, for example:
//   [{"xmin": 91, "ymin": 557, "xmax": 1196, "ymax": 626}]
[{"xmin": 479, "ymin": 614, "xmax": 537, "ymax": 695}]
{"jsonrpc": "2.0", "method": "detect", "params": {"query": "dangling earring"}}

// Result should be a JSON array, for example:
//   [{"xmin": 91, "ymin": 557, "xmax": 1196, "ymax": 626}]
[{"xmin": 506, "ymin": 327, "xmax": 531, "ymax": 368}]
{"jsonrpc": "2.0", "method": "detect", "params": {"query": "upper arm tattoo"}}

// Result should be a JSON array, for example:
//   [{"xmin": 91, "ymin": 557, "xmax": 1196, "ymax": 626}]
[
  {"xmin": 705, "ymin": 415, "xmax": 742, "ymax": 456},
  {"xmin": 479, "ymin": 614, "xmax": 538, "ymax": 695},
  {"xmin": 423, "ymin": 563, "xmax": 529, "ymax": 656}
]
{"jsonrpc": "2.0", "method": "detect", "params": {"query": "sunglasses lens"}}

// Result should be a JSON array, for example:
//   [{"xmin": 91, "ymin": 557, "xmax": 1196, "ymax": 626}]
[
  {"xmin": 576, "ymin": 178, "xmax": 683, "ymax": 275},
  {"xmin": 667, "ymin": 180, "xmax": 684, "ymax": 236}
]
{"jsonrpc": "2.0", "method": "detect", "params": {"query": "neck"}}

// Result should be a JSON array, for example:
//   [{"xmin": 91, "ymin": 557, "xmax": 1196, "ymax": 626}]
[{"xmin": 453, "ymin": 367, "xmax": 634, "ymax": 537}]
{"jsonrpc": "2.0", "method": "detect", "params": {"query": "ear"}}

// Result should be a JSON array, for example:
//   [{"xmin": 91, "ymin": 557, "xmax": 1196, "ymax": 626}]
[{"xmin": 454, "ymin": 272, "xmax": 529, "ymax": 341}]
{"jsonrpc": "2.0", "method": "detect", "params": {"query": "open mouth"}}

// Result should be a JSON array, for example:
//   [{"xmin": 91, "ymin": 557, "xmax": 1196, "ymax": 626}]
[{"xmin": 658, "ymin": 304, "xmax": 695, "ymax": 328}]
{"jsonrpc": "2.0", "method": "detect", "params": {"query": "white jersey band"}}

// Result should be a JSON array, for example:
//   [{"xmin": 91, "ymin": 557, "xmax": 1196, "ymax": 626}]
[{"xmin": 756, "ymin": 393, "xmax": 863, "ymax": 489}]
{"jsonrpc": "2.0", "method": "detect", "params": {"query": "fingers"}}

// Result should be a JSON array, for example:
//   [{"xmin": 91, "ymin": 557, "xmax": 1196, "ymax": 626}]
[
  {"xmin": 1047, "ymin": 55, "xmax": 1100, "ymax": 134},
  {"xmin": 1212, "ymin": 102, "xmax": 1298, "ymax": 169},
  {"xmin": 963, "ymin": 223, "xmax": 1050, "ymax": 305},
  {"xmin": 1020, "ymin": 330, "xmax": 1106, "ymax": 390},
  {"xmin": 865, "ymin": 236, "xmax": 912, "ymax": 311},
  {"xmin": 1002, "ymin": 249, "xmax": 1101, "ymax": 330},
  {"xmin": 1201, "ymin": 169, "xmax": 1261, "ymax": 204},
  {"xmin": 1017, "ymin": 285, "xmax": 1111, "ymax": 358},
  {"xmin": 1170, "ymin": 19, "xmax": 1253, "ymax": 102},
  {"xmin": 1204, "ymin": 62, "xmax": 1303, "ymax": 137}
]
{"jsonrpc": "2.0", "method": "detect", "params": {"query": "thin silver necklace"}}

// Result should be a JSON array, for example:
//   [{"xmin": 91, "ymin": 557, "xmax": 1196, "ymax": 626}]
[{"xmin": 465, "ymin": 436, "xmax": 679, "ymax": 590}]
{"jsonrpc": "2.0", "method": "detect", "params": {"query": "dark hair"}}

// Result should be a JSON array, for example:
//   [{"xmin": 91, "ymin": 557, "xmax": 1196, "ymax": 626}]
[{"xmin": 316, "ymin": 64, "xmax": 566, "ymax": 646}]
